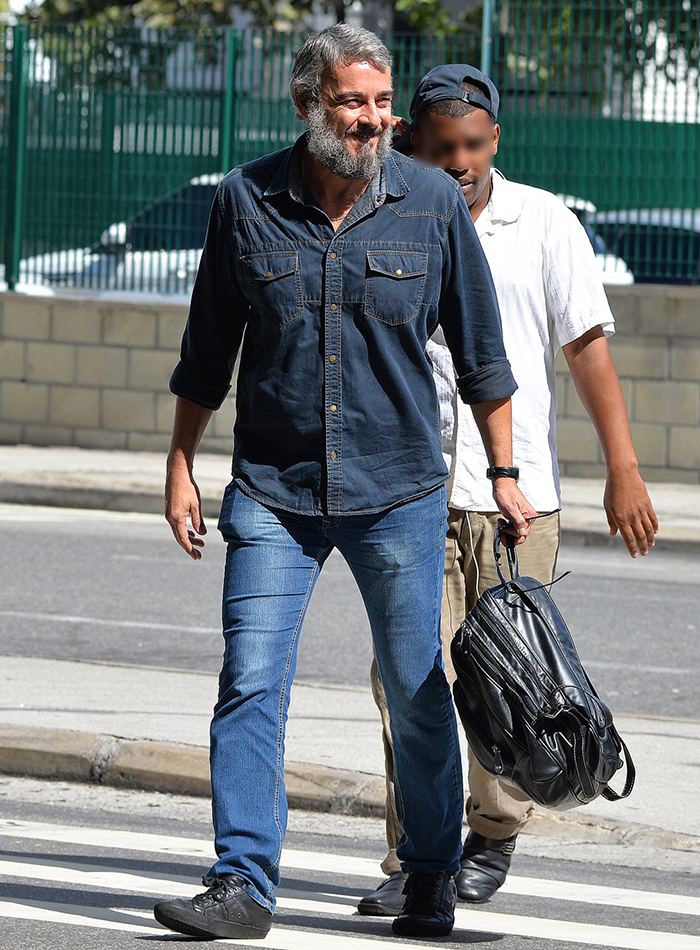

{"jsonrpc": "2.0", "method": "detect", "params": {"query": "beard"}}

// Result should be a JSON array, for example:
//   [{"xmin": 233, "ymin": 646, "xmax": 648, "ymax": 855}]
[{"xmin": 306, "ymin": 103, "xmax": 394, "ymax": 180}]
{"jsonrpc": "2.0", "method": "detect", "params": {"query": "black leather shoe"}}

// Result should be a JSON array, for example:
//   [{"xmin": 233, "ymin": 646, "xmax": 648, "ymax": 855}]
[
  {"xmin": 391, "ymin": 871, "xmax": 456, "ymax": 938},
  {"xmin": 154, "ymin": 874, "xmax": 273, "ymax": 939},
  {"xmin": 455, "ymin": 830, "xmax": 517, "ymax": 903},
  {"xmin": 357, "ymin": 871, "xmax": 408, "ymax": 916}
]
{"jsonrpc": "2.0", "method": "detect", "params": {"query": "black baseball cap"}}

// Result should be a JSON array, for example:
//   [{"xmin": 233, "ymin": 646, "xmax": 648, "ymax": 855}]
[{"xmin": 394, "ymin": 64, "xmax": 499, "ymax": 153}]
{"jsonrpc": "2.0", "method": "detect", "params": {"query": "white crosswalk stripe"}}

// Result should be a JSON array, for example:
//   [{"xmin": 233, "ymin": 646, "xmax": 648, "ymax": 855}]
[{"xmin": 0, "ymin": 818, "xmax": 698, "ymax": 949}]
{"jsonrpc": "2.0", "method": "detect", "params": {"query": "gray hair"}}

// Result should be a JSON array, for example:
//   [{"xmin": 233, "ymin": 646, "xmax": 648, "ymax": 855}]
[{"xmin": 290, "ymin": 24, "xmax": 393, "ymax": 114}]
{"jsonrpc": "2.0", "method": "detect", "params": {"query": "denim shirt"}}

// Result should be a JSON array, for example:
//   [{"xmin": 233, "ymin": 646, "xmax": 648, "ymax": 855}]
[{"xmin": 170, "ymin": 133, "xmax": 516, "ymax": 516}]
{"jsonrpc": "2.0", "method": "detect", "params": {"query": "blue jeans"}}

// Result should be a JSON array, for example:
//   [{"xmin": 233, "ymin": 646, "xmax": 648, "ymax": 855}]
[{"xmin": 207, "ymin": 480, "xmax": 463, "ymax": 911}]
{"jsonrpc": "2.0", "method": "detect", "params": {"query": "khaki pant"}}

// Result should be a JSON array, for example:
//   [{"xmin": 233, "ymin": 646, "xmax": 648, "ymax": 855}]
[{"xmin": 372, "ymin": 508, "xmax": 561, "ymax": 876}]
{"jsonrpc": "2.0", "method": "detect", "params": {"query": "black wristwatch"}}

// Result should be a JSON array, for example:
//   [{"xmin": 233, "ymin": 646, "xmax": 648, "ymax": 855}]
[{"xmin": 486, "ymin": 465, "xmax": 520, "ymax": 481}]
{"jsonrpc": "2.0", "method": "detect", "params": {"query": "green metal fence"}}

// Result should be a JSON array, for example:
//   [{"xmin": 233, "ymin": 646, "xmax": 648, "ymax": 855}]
[
  {"xmin": 490, "ymin": 0, "xmax": 700, "ymax": 283},
  {"xmin": 1, "ymin": 11, "xmax": 698, "ymax": 294}
]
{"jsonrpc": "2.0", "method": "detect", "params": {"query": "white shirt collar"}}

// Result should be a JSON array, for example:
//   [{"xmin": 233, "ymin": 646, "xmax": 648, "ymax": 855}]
[{"xmin": 474, "ymin": 168, "xmax": 526, "ymax": 235}]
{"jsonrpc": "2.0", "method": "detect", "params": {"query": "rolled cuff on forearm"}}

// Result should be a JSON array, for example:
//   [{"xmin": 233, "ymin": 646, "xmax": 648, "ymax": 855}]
[
  {"xmin": 169, "ymin": 361, "xmax": 231, "ymax": 411},
  {"xmin": 457, "ymin": 359, "xmax": 518, "ymax": 405}
]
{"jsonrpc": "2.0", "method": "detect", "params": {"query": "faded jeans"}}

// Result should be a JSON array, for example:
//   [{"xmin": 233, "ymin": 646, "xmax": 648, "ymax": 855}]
[{"xmin": 207, "ymin": 480, "xmax": 463, "ymax": 911}]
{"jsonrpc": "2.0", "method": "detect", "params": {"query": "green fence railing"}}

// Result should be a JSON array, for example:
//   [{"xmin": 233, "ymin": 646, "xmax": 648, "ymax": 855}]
[
  {"xmin": 1, "ymin": 11, "xmax": 698, "ymax": 294},
  {"xmin": 490, "ymin": 0, "xmax": 700, "ymax": 283}
]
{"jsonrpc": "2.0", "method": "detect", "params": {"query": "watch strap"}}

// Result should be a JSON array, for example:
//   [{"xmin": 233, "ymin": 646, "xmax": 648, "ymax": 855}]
[{"xmin": 486, "ymin": 465, "xmax": 520, "ymax": 481}]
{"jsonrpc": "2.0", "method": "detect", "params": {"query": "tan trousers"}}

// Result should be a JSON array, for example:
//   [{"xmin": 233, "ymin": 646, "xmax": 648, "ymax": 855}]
[{"xmin": 372, "ymin": 508, "xmax": 561, "ymax": 876}]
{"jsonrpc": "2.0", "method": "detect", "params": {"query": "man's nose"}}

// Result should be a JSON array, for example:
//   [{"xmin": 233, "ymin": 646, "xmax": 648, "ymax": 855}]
[{"xmin": 360, "ymin": 100, "xmax": 382, "ymax": 127}]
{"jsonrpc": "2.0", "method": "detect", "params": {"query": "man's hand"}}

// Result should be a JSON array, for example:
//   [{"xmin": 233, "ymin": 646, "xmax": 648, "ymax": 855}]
[
  {"xmin": 492, "ymin": 479, "xmax": 537, "ymax": 545},
  {"xmin": 603, "ymin": 467, "xmax": 658, "ymax": 558},
  {"xmin": 164, "ymin": 396, "xmax": 214, "ymax": 560},
  {"xmin": 391, "ymin": 114, "xmax": 410, "ymax": 137},
  {"xmin": 165, "ymin": 464, "xmax": 207, "ymax": 560},
  {"xmin": 563, "ymin": 328, "xmax": 660, "ymax": 560}
]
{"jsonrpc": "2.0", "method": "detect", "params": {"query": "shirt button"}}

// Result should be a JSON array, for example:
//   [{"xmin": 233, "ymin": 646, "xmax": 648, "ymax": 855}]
[
  {"xmin": 330, "ymin": 450, "xmax": 337, "ymax": 460},
  {"xmin": 330, "ymin": 404, "xmax": 337, "ymax": 412},
  {"xmin": 395, "ymin": 268, "xmax": 403, "ymax": 276},
  {"xmin": 330, "ymin": 304, "xmax": 338, "ymax": 311},
  {"xmin": 330, "ymin": 252, "xmax": 337, "ymax": 260},
  {"xmin": 265, "ymin": 270, "xmax": 272, "ymax": 278},
  {"xmin": 329, "ymin": 355, "xmax": 337, "ymax": 362}
]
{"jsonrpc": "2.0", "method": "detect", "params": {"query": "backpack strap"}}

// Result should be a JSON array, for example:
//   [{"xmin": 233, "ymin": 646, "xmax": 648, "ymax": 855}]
[
  {"xmin": 578, "ymin": 663, "xmax": 637, "ymax": 801},
  {"xmin": 493, "ymin": 509, "xmax": 561, "ymax": 586},
  {"xmin": 493, "ymin": 526, "xmax": 519, "ymax": 585},
  {"xmin": 601, "ymin": 733, "xmax": 637, "ymax": 800}
]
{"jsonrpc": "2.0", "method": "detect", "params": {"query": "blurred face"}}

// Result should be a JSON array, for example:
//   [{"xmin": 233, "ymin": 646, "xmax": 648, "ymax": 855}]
[
  {"xmin": 411, "ymin": 108, "xmax": 500, "ymax": 209},
  {"xmin": 299, "ymin": 61, "xmax": 395, "ymax": 180}
]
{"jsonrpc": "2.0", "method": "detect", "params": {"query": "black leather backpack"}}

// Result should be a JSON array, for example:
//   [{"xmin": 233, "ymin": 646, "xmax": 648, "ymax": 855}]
[{"xmin": 450, "ymin": 525, "xmax": 635, "ymax": 810}]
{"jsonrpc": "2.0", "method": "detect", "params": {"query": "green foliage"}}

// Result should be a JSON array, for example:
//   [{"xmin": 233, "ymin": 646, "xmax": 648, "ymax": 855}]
[
  {"xmin": 23, "ymin": 0, "xmax": 315, "ymax": 28},
  {"xmin": 499, "ymin": 0, "xmax": 700, "ymax": 92},
  {"xmin": 24, "ymin": 0, "xmax": 477, "ymax": 33}
]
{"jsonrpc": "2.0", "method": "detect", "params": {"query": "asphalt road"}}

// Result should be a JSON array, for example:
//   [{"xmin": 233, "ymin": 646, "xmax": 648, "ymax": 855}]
[
  {"xmin": 1, "ymin": 775, "xmax": 698, "ymax": 950},
  {"xmin": 1, "ymin": 503, "xmax": 698, "ymax": 720}
]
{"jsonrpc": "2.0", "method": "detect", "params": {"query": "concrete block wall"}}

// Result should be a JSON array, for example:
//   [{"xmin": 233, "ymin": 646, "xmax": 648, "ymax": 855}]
[
  {"xmin": 556, "ymin": 285, "xmax": 700, "ymax": 484},
  {"xmin": 1, "ymin": 286, "xmax": 699, "ymax": 482},
  {"xmin": 0, "ymin": 294, "xmax": 235, "ymax": 454}
]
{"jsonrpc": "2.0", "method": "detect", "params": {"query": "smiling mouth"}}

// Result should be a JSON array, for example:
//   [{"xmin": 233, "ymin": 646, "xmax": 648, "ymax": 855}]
[{"xmin": 459, "ymin": 179, "xmax": 476, "ymax": 188}]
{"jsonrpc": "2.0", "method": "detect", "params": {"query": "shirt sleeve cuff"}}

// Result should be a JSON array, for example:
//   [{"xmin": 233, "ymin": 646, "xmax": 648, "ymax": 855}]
[
  {"xmin": 169, "ymin": 361, "xmax": 231, "ymax": 411},
  {"xmin": 457, "ymin": 359, "xmax": 518, "ymax": 405}
]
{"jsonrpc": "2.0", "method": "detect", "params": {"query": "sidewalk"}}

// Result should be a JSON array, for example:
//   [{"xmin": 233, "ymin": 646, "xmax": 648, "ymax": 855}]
[
  {"xmin": 1, "ymin": 444, "xmax": 700, "ymax": 550},
  {"xmin": 1, "ymin": 654, "xmax": 699, "ymax": 853}
]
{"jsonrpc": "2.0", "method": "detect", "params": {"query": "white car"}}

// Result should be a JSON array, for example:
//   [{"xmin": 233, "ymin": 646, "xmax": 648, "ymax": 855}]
[
  {"xmin": 1, "ymin": 174, "xmax": 220, "ymax": 298},
  {"xmin": 558, "ymin": 195, "xmax": 634, "ymax": 285}
]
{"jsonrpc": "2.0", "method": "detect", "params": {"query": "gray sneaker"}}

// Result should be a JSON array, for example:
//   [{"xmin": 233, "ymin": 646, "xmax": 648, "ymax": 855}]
[{"xmin": 154, "ymin": 874, "xmax": 272, "ymax": 940}]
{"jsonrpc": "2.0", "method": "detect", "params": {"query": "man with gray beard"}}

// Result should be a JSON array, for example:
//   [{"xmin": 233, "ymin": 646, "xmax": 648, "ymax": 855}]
[{"xmin": 154, "ymin": 24, "xmax": 533, "ymax": 941}]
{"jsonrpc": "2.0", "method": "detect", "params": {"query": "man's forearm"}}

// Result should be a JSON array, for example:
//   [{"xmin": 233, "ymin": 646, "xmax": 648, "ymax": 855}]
[
  {"xmin": 470, "ymin": 397, "xmax": 514, "ymax": 467},
  {"xmin": 469, "ymin": 396, "xmax": 535, "ymax": 539},
  {"xmin": 167, "ymin": 396, "xmax": 214, "ymax": 473},
  {"xmin": 563, "ymin": 329, "xmax": 638, "ymax": 474}
]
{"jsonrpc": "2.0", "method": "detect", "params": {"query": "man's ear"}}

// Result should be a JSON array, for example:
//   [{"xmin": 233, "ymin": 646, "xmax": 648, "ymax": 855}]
[
  {"xmin": 294, "ymin": 91, "xmax": 309, "ymax": 121},
  {"xmin": 493, "ymin": 123, "xmax": 501, "ymax": 156}
]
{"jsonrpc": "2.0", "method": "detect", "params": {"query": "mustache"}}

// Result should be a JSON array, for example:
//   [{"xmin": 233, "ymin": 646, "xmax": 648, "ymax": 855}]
[{"xmin": 347, "ymin": 125, "xmax": 383, "ymax": 140}]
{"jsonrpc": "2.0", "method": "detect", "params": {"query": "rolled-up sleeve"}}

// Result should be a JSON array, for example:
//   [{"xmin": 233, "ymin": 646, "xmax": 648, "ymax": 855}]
[
  {"xmin": 437, "ymin": 189, "xmax": 517, "ymax": 405},
  {"xmin": 169, "ymin": 185, "xmax": 249, "ymax": 410}
]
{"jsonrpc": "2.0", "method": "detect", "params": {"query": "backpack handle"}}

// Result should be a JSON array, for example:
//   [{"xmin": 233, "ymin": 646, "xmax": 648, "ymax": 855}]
[
  {"xmin": 493, "ymin": 509, "xmax": 562, "ymax": 586},
  {"xmin": 493, "ymin": 525, "xmax": 519, "ymax": 585}
]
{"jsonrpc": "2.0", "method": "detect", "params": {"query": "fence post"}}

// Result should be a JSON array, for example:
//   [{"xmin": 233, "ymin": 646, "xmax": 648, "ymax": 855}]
[
  {"xmin": 480, "ymin": 0, "xmax": 494, "ymax": 76},
  {"xmin": 220, "ymin": 29, "xmax": 238, "ymax": 175},
  {"xmin": 4, "ymin": 23, "xmax": 28, "ymax": 292}
]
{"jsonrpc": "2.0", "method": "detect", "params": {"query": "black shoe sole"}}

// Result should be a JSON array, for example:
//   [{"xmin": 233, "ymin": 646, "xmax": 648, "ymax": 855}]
[
  {"xmin": 456, "ymin": 886, "xmax": 499, "ymax": 904},
  {"xmin": 357, "ymin": 901, "xmax": 404, "ymax": 918},
  {"xmin": 392, "ymin": 916, "xmax": 455, "ymax": 938},
  {"xmin": 153, "ymin": 904, "xmax": 271, "ymax": 940}
]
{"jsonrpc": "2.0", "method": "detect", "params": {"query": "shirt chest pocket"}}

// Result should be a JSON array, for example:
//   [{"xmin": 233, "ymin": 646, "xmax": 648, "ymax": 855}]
[
  {"xmin": 238, "ymin": 250, "xmax": 304, "ymax": 327},
  {"xmin": 364, "ymin": 250, "xmax": 429, "ymax": 325}
]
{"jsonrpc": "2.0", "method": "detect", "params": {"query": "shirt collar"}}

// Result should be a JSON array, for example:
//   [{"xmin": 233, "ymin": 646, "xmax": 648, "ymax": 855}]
[
  {"xmin": 263, "ymin": 132, "xmax": 410, "ymax": 205},
  {"xmin": 475, "ymin": 168, "xmax": 525, "ymax": 235}
]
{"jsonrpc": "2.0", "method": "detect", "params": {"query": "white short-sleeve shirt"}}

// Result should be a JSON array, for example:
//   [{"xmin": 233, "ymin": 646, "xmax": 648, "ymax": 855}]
[{"xmin": 428, "ymin": 169, "xmax": 615, "ymax": 512}]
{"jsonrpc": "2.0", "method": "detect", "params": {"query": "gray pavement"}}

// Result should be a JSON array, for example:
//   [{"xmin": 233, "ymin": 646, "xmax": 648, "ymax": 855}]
[
  {"xmin": 0, "ymin": 445, "xmax": 699, "ymax": 854},
  {"xmin": 1, "ymin": 499, "xmax": 698, "ymax": 717}
]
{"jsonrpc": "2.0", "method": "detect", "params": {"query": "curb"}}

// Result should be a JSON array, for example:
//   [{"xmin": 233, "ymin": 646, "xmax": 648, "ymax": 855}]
[
  {"xmin": 1, "ymin": 724, "xmax": 698, "ymax": 854},
  {"xmin": 0, "ymin": 724, "xmax": 386, "ymax": 817},
  {"xmin": 557, "ymin": 525, "xmax": 700, "ymax": 556},
  {"xmin": 2, "ymin": 481, "xmax": 700, "ymax": 553},
  {"xmin": 0, "ymin": 482, "xmax": 221, "ymax": 519}
]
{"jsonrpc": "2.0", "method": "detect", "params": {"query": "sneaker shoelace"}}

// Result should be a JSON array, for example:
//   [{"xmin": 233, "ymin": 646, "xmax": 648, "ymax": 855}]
[
  {"xmin": 403, "ymin": 873, "xmax": 448, "ymax": 916},
  {"xmin": 194, "ymin": 875, "xmax": 243, "ymax": 908}
]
